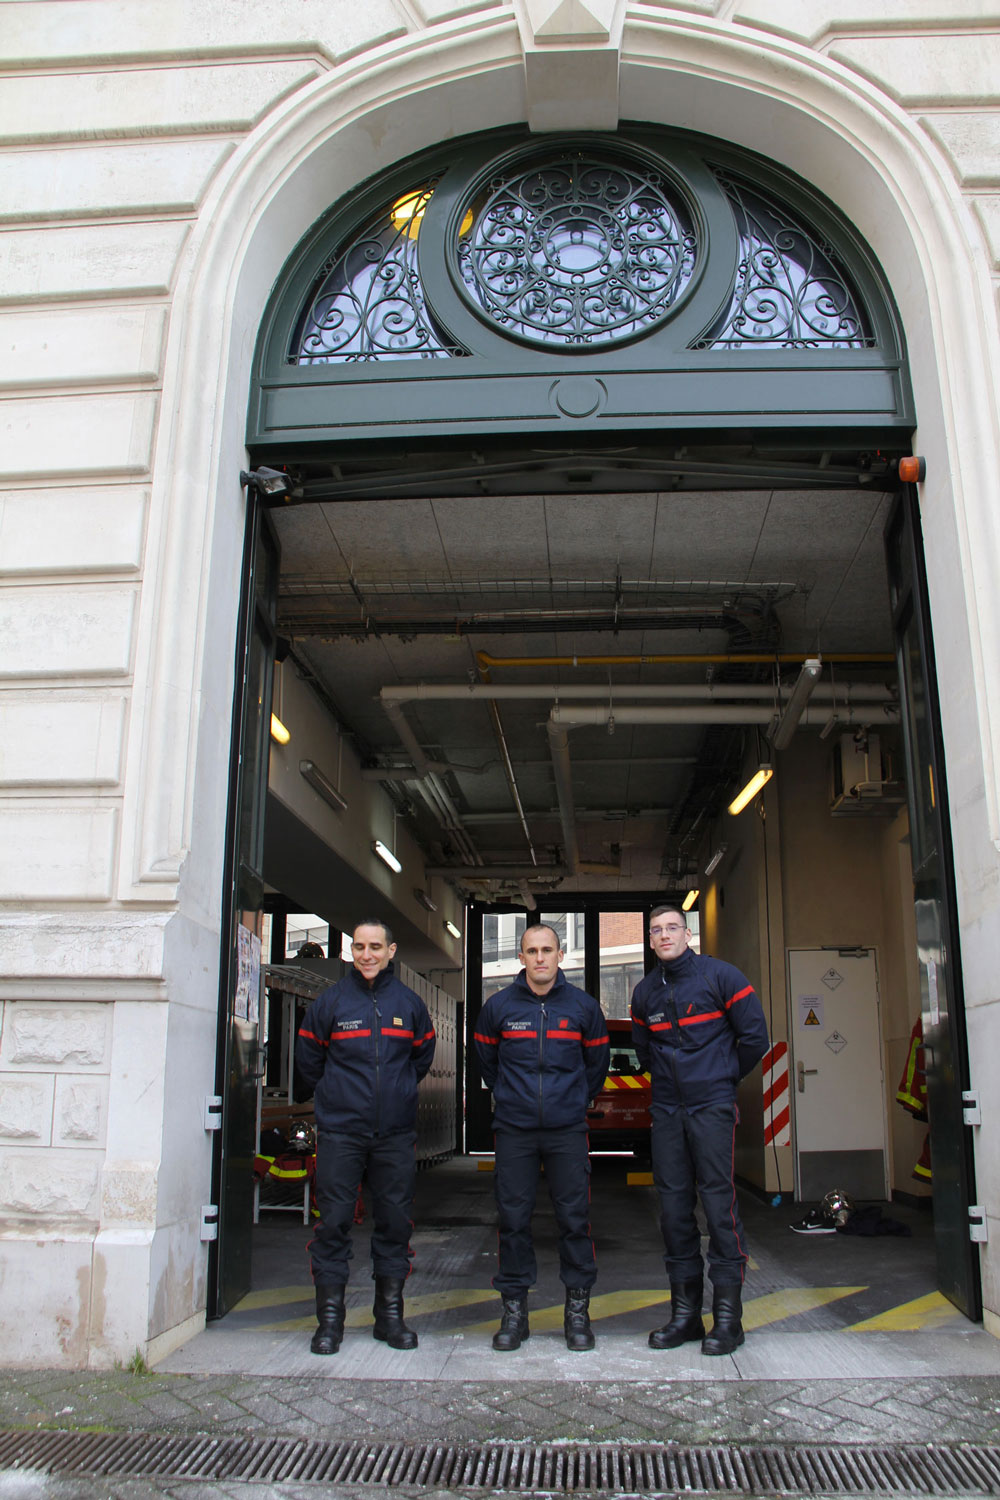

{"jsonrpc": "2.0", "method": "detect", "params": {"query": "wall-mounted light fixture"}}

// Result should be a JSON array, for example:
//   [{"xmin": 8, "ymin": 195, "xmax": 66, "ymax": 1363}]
[
  {"xmin": 299, "ymin": 759, "xmax": 347, "ymax": 813},
  {"xmin": 704, "ymin": 845, "xmax": 727, "ymax": 877},
  {"xmin": 444, "ymin": 919, "xmax": 462, "ymax": 940},
  {"xmin": 771, "ymin": 657, "xmax": 822, "ymax": 751},
  {"xmin": 372, "ymin": 839, "xmax": 402, "ymax": 874},
  {"xmin": 682, "ymin": 888, "xmax": 699, "ymax": 913},
  {"xmin": 239, "ymin": 465, "xmax": 296, "ymax": 501},
  {"xmin": 414, "ymin": 888, "xmax": 437, "ymax": 912},
  {"xmin": 269, "ymin": 714, "xmax": 291, "ymax": 745},
  {"xmin": 728, "ymin": 765, "xmax": 773, "ymax": 816}
]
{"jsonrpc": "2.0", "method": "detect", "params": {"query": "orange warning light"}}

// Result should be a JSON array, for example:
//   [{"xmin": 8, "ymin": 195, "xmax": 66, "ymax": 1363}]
[{"xmin": 898, "ymin": 455, "xmax": 926, "ymax": 483}]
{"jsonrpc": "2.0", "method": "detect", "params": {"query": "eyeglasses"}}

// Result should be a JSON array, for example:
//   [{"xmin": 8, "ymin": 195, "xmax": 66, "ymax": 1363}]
[{"xmin": 649, "ymin": 924, "xmax": 687, "ymax": 937}]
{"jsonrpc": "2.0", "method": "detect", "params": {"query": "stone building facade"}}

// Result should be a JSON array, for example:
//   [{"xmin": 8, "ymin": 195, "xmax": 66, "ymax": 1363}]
[{"xmin": 2, "ymin": 0, "xmax": 1000, "ymax": 1366}]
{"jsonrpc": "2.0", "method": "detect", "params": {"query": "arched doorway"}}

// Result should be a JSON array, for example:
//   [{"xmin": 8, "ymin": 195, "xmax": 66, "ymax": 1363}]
[{"xmin": 206, "ymin": 123, "xmax": 978, "ymax": 1324}]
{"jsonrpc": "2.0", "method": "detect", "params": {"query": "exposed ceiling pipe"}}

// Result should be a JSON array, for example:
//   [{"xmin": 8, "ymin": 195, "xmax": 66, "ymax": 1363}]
[
  {"xmin": 549, "ymin": 704, "xmax": 899, "ymax": 729},
  {"xmin": 477, "ymin": 650, "xmax": 894, "ymax": 671},
  {"xmin": 380, "ymin": 696, "xmax": 482, "ymax": 865},
  {"xmin": 426, "ymin": 864, "xmax": 567, "ymax": 878},
  {"xmin": 547, "ymin": 717, "xmax": 581, "ymax": 876},
  {"xmin": 485, "ymin": 697, "xmax": 539, "ymax": 867},
  {"xmin": 518, "ymin": 883, "xmax": 538, "ymax": 911},
  {"xmin": 381, "ymin": 682, "xmax": 894, "ymax": 704}
]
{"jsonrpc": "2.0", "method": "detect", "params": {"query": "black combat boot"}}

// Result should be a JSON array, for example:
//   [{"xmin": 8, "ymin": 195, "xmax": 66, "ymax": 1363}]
[
  {"xmin": 310, "ymin": 1283, "xmax": 346, "ymax": 1356},
  {"xmin": 648, "ymin": 1279, "xmax": 705, "ymax": 1349},
  {"xmin": 492, "ymin": 1294, "xmax": 530, "ymax": 1351},
  {"xmin": 564, "ymin": 1288, "xmax": 596, "ymax": 1351},
  {"xmin": 372, "ymin": 1276, "xmax": 418, "ymax": 1349},
  {"xmin": 701, "ymin": 1284, "xmax": 745, "ymax": 1355}
]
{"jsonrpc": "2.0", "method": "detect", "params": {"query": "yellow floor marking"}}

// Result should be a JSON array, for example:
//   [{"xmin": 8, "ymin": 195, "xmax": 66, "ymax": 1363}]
[
  {"xmin": 234, "ymin": 1285, "xmax": 314, "ymax": 1312},
  {"xmin": 477, "ymin": 1160, "xmax": 495, "ymax": 1172},
  {"xmin": 627, "ymin": 1172, "xmax": 653, "ymax": 1186},
  {"xmin": 741, "ymin": 1286, "xmax": 866, "ymax": 1330},
  {"xmin": 253, "ymin": 1286, "xmax": 499, "ymax": 1333},
  {"xmin": 847, "ymin": 1291, "xmax": 959, "ymax": 1332},
  {"xmin": 457, "ymin": 1288, "xmax": 671, "ymax": 1336}
]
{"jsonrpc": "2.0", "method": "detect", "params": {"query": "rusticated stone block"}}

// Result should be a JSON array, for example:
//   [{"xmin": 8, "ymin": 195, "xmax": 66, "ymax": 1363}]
[
  {"xmin": 0, "ymin": 1152, "xmax": 100, "ymax": 1217},
  {"xmin": 4, "ymin": 1005, "xmax": 109, "ymax": 1069},
  {"xmin": 0, "ymin": 1079, "xmax": 50, "ymax": 1141},
  {"xmin": 57, "ymin": 1083, "xmax": 103, "ymax": 1143}
]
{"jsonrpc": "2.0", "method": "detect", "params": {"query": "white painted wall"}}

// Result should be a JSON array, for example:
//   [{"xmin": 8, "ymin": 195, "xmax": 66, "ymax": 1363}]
[{"xmin": 1, "ymin": 0, "xmax": 1000, "ymax": 1364}]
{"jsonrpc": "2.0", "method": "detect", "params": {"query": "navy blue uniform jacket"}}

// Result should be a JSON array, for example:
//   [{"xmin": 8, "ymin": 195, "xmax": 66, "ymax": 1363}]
[
  {"xmin": 630, "ymin": 948, "xmax": 769, "ymax": 1116},
  {"xmin": 295, "ymin": 962, "xmax": 435, "ymax": 1135},
  {"xmin": 475, "ymin": 969, "xmax": 610, "ymax": 1131}
]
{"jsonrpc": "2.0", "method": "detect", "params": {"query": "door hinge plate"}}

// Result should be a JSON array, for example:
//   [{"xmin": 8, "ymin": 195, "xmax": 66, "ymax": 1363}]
[
  {"xmin": 962, "ymin": 1090, "xmax": 982, "ymax": 1126},
  {"xmin": 969, "ymin": 1205, "xmax": 988, "ymax": 1243},
  {"xmin": 200, "ymin": 1204, "xmax": 220, "ymax": 1242},
  {"xmin": 204, "ymin": 1095, "xmax": 223, "ymax": 1131}
]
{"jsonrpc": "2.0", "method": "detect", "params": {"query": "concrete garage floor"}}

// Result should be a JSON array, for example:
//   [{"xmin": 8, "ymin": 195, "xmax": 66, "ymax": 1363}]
[{"xmin": 161, "ymin": 1154, "xmax": 998, "ymax": 1383}]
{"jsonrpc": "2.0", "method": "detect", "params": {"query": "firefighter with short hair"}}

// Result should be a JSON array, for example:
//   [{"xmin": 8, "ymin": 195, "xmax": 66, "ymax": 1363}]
[
  {"xmin": 475, "ymin": 923, "xmax": 609, "ymax": 1353},
  {"xmin": 295, "ymin": 919, "xmax": 435, "ymax": 1356}
]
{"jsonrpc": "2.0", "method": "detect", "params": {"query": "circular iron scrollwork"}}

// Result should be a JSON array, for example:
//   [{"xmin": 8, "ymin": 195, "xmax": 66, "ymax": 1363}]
[{"xmin": 456, "ymin": 152, "xmax": 698, "ymax": 347}]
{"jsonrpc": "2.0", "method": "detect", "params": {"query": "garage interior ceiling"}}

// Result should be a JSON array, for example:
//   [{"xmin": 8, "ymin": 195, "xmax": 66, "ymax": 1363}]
[{"xmin": 267, "ymin": 475, "xmax": 900, "ymax": 905}]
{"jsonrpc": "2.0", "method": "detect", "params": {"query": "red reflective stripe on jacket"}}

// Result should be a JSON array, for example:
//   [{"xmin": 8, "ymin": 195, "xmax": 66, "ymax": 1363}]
[
  {"xmin": 501, "ymin": 1029, "xmax": 537, "ymax": 1039},
  {"xmin": 417, "ymin": 1029, "xmax": 436, "ymax": 1045},
  {"xmin": 679, "ymin": 1009, "xmax": 724, "ymax": 1026},
  {"xmin": 474, "ymin": 1031, "xmax": 497, "ymax": 1045},
  {"xmin": 649, "ymin": 1020, "xmax": 673, "ymax": 1032},
  {"xmin": 546, "ymin": 1029, "xmax": 582, "ymax": 1040},
  {"xmin": 328, "ymin": 1028, "xmax": 372, "ymax": 1041},
  {"xmin": 631, "ymin": 1013, "xmax": 648, "ymax": 1028},
  {"xmin": 584, "ymin": 1036, "xmax": 609, "ymax": 1047},
  {"xmin": 726, "ymin": 985, "xmax": 754, "ymax": 1008},
  {"xmin": 297, "ymin": 1028, "xmax": 326, "ymax": 1045},
  {"xmin": 382, "ymin": 1027, "xmax": 414, "ymax": 1038}
]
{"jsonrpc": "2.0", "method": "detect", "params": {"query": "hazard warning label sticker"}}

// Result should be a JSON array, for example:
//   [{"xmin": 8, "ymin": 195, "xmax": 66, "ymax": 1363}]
[
  {"xmin": 798, "ymin": 995, "xmax": 825, "ymax": 1028},
  {"xmin": 821, "ymin": 968, "xmax": 844, "ymax": 990},
  {"xmin": 826, "ymin": 1031, "xmax": 848, "ymax": 1053}
]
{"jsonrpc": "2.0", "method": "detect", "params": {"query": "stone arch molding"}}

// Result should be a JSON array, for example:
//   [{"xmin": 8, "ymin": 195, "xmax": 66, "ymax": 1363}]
[{"xmin": 118, "ymin": 4, "xmax": 1000, "ymax": 907}]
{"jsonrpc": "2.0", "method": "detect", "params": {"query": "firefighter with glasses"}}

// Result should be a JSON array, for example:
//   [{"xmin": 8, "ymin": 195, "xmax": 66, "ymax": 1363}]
[{"xmin": 631, "ymin": 903, "xmax": 769, "ymax": 1355}]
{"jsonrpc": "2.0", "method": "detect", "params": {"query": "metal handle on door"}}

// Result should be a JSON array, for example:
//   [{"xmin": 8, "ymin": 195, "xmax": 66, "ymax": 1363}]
[{"xmin": 797, "ymin": 1060, "xmax": 818, "ymax": 1092}]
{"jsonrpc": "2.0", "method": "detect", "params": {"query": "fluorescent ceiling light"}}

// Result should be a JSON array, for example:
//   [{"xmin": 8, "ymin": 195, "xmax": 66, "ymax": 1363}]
[
  {"xmin": 372, "ymin": 839, "xmax": 402, "ymax": 874},
  {"xmin": 299, "ymin": 759, "xmax": 347, "ymax": 813},
  {"xmin": 682, "ymin": 888, "xmax": 699, "ymax": 912},
  {"xmin": 728, "ymin": 765, "xmax": 773, "ymax": 816},
  {"xmin": 771, "ymin": 657, "xmax": 822, "ymax": 750},
  {"xmin": 270, "ymin": 714, "xmax": 291, "ymax": 745},
  {"xmin": 414, "ymin": 888, "xmax": 437, "ymax": 912},
  {"xmin": 704, "ymin": 845, "xmax": 727, "ymax": 876},
  {"xmin": 444, "ymin": 919, "xmax": 462, "ymax": 940}
]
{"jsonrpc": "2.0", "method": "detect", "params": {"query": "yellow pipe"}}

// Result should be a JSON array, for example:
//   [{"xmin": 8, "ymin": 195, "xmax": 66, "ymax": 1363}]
[{"xmin": 476, "ymin": 650, "xmax": 895, "ymax": 672}]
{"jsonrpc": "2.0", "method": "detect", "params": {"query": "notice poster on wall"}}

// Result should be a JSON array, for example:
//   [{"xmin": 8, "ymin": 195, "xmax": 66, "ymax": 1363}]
[
  {"xmin": 798, "ymin": 994, "xmax": 825, "ymax": 1029},
  {"xmin": 235, "ymin": 923, "xmax": 262, "ymax": 1024}
]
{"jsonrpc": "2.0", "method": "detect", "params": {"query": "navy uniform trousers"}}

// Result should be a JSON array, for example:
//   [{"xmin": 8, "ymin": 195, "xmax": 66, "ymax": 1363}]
[
  {"xmin": 493, "ymin": 1125, "xmax": 596, "ymax": 1295},
  {"xmin": 651, "ymin": 1103, "xmax": 748, "ymax": 1287},
  {"xmin": 310, "ymin": 1128, "xmax": 416, "ymax": 1285}
]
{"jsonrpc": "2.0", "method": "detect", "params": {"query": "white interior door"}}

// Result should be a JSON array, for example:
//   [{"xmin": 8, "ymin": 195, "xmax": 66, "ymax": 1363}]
[{"xmin": 788, "ymin": 947, "xmax": 889, "ymax": 1201}]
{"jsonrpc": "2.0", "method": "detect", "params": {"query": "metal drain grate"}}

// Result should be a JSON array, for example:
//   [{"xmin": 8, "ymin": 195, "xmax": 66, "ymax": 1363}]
[{"xmin": 2, "ymin": 1430, "xmax": 1000, "ymax": 1493}]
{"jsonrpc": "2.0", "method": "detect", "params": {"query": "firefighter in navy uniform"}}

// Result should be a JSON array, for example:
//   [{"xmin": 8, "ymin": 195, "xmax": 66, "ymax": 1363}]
[
  {"xmin": 295, "ymin": 919, "xmax": 435, "ymax": 1356},
  {"xmin": 631, "ymin": 903, "xmax": 769, "ymax": 1356},
  {"xmin": 475, "ymin": 924, "xmax": 609, "ymax": 1353}
]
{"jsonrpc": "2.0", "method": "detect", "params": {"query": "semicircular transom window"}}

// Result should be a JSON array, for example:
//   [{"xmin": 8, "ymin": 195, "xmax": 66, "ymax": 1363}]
[
  {"xmin": 455, "ymin": 150, "xmax": 698, "ymax": 348},
  {"xmin": 697, "ymin": 169, "xmax": 874, "ymax": 349},
  {"xmin": 291, "ymin": 182, "xmax": 467, "ymax": 363}
]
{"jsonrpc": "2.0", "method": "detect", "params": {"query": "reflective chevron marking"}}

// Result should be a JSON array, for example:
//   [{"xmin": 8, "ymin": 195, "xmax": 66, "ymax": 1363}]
[
  {"xmin": 252, "ymin": 1286, "xmax": 499, "ymax": 1333},
  {"xmin": 236, "ymin": 1282, "xmax": 958, "ymax": 1336},
  {"xmin": 741, "ymin": 1287, "xmax": 866, "ymax": 1329},
  {"xmin": 457, "ymin": 1288, "xmax": 672, "ymax": 1337},
  {"xmin": 846, "ymin": 1291, "xmax": 961, "ymax": 1331}
]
